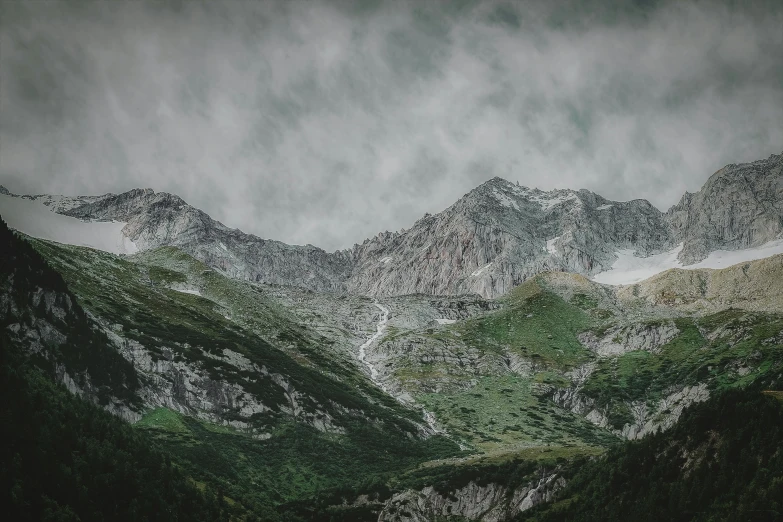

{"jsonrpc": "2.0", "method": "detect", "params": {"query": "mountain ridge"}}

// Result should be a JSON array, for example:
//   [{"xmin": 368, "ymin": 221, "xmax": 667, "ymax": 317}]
[{"xmin": 1, "ymin": 151, "xmax": 781, "ymax": 298}]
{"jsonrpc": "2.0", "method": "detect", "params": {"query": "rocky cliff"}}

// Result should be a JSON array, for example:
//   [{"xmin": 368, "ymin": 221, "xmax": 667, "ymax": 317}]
[
  {"xmin": 61, "ymin": 188, "xmax": 354, "ymax": 292},
  {"xmin": 0, "ymin": 217, "xmax": 141, "ymax": 421},
  {"xmin": 3, "ymin": 151, "xmax": 781, "ymax": 299},
  {"xmin": 667, "ymin": 152, "xmax": 783, "ymax": 264},
  {"xmin": 20, "ymin": 179, "xmax": 674, "ymax": 298},
  {"xmin": 348, "ymin": 178, "xmax": 672, "ymax": 298},
  {"xmin": 378, "ymin": 470, "xmax": 565, "ymax": 522}
]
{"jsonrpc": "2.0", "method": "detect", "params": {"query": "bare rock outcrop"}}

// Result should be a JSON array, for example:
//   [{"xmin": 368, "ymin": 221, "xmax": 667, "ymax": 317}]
[
  {"xmin": 378, "ymin": 471, "xmax": 565, "ymax": 522},
  {"xmin": 62, "ymin": 188, "xmax": 354, "ymax": 293},
  {"xmin": 578, "ymin": 321, "xmax": 680, "ymax": 356},
  {"xmin": 619, "ymin": 253, "xmax": 783, "ymax": 314},
  {"xmin": 666, "ymin": 153, "xmax": 783, "ymax": 265},
  {"xmin": 348, "ymin": 179, "xmax": 672, "ymax": 298},
  {"xmin": 5, "ymin": 151, "xmax": 781, "ymax": 299}
]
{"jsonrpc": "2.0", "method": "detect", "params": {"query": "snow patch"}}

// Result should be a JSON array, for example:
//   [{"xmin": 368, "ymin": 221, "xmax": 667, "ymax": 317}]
[
  {"xmin": 435, "ymin": 318, "xmax": 456, "ymax": 325},
  {"xmin": 596, "ymin": 204, "xmax": 613, "ymax": 210},
  {"xmin": 0, "ymin": 193, "xmax": 138, "ymax": 255},
  {"xmin": 491, "ymin": 189, "xmax": 520, "ymax": 211},
  {"xmin": 546, "ymin": 236, "xmax": 560, "ymax": 255},
  {"xmin": 529, "ymin": 191, "xmax": 578, "ymax": 211},
  {"xmin": 379, "ymin": 256, "xmax": 393, "ymax": 264},
  {"xmin": 689, "ymin": 239, "xmax": 783, "ymax": 270},
  {"xmin": 21, "ymin": 193, "xmax": 111, "ymax": 213},
  {"xmin": 173, "ymin": 287, "xmax": 202, "ymax": 296},
  {"xmin": 219, "ymin": 242, "xmax": 228, "ymax": 251},
  {"xmin": 471, "ymin": 262, "xmax": 493, "ymax": 277},
  {"xmin": 593, "ymin": 245, "xmax": 684, "ymax": 285},
  {"xmin": 593, "ymin": 239, "xmax": 783, "ymax": 285}
]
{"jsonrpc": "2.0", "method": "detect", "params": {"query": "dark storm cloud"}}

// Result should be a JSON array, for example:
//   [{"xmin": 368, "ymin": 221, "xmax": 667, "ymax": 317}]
[{"xmin": 1, "ymin": 0, "xmax": 782, "ymax": 250}]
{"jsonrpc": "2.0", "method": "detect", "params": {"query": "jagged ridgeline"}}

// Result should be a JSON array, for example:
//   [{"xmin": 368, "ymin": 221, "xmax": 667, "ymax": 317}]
[{"xmin": 4, "ymin": 152, "xmax": 777, "ymax": 299}]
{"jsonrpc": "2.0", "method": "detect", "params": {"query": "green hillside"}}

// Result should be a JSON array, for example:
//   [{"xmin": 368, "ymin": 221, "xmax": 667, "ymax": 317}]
[
  {"xmin": 3, "ymin": 210, "xmax": 783, "ymax": 520},
  {"xmin": 520, "ymin": 386, "xmax": 783, "ymax": 522},
  {"xmin": 0, "ymin": 219, "xmax": 461, "ymax": 519}
]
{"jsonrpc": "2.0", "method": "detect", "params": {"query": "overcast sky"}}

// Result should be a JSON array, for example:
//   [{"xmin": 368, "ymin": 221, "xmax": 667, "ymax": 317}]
[{"xmin": 1, "ymin": 0, "xmax": 782, "ymax": 251}]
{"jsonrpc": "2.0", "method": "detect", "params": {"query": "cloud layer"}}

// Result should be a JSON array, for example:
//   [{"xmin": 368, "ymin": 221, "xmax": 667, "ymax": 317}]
[{"xmin": 2, "ymin": 0, "xmax": 782, "ymax": 250}]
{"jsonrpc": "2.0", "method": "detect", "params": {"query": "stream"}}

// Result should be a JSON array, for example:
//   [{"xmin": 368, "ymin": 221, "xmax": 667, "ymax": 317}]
[
  {"xmin": 358, "ymin": 302, "xmax": 390, "ymax": 384},
  {"xmin": 357, "ymin": 302, "xmax": 469, "ymax": 450}
]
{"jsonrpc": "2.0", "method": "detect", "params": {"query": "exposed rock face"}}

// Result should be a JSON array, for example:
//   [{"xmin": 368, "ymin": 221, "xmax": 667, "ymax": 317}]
[
  {"xmin": 578, "ymin": 322, "xmax": 680, "ymax": 356},
  {"xmin": 554, "ymin": 378, "xmax": 711, "ymax": 441},
  {"xmin": 619, "ymin": 253, "xmax": 783, "ymax": 314},
  {"xmin": 1, "ymin": 269, "xmax": 345, "ymax": 434},
  {"xmin": 6, "ymin": 151, "xmax": 781, "ymax": 298},
  {"xmin": 370, "ymin": 332, "xmax": 503, "ymax": 397},
  {"xmin": 2, "ymin": 290, "xmax": 142, "ymax": 421},
  {"xmin": 109, "ymin": 332, "xmax": 344, "ymax": 435},
  {"xmin": 47, "ymin": 180, "xmax": 673, "ymax": 299},
  {"xmin": 621, "ymin": 384, "xmax": 710, "ymax": 440},
  {"xmin": 667, "ymin": 153, "xmax": 783, "ymax": 264},
  {"xmin": 62, "ymin": 189, "xmax": 354, "ymax": 293},
  {"xmin": 1, "ymin": 259, "xmax": 140, "ymax": 422},
  {"xmin": 348, "ymin": 179, "xmax": 672, "ymax": 298},
  {"xmin": 378, "ymin": 471, "xmax": 565, "ymax": 522}
]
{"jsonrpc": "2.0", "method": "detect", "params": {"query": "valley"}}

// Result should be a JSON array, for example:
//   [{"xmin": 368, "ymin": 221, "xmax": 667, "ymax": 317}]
[{"xmin": 1, "ymin": 152, "xmax": 782, "ymax": 520}]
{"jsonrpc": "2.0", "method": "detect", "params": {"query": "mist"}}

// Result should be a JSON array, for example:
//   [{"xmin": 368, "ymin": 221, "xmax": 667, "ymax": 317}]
[{"xmin": 2, "ymin": 0, "xmax": 782, "ymax": 250}]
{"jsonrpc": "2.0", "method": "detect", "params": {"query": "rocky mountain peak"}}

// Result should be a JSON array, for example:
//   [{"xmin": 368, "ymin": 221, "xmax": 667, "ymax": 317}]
[
  {"xmin": 666, "ymin": 151, "xmax": 783, "ymax": 264},
  {"xmin": 342, "ymin": 175, "xmax": 675, "ymax": 297},
  {"xmin": 453, "ymin": 178, "xmax": 589, "ymax": 225},
  {"xmin": 2, "ymin": 152, "xmax": 780, "ymax": 299}
]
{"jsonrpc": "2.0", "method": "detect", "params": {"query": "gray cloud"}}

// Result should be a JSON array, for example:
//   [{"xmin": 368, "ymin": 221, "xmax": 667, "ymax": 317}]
[{"xmin": 1, "ymin": 0, "xmax": 782, "ymax": 250}]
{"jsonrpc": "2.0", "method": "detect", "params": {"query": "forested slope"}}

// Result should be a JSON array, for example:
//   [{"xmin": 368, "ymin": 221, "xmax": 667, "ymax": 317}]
[
  {"xmin": 0, "ymin": 216, "xmax": 238, "ymax": 520},
  {"xmin": 520, "ymin": 386, "xmax": 783, "ymax": 522},
  {"xmin": 0, "ymin": 339, "xmax": 239, "ymax": 521}
]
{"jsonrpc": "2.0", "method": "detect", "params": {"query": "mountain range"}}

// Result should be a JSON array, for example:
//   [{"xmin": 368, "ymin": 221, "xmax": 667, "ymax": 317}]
[
  {"xmin": 1, "ymin": 151, "xmax": 782, "ymax": 521},
  {"xmin": 2, "ymin": 151, "xmax": 781, "ymax": 298}
]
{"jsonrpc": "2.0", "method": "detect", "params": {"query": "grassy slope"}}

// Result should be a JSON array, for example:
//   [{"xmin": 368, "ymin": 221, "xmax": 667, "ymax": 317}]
[
  {"xmin": 17, "ymin": 233, "xmax": 783, "ymax": 518},
  {"xmin": 402, "ymin": 273, "xmax": 783, "ymax": 519},
  {"xmin": 27, "ymin": 239, "xmax": 461, "ymax": 517},
  {"xmin": 372, "ymin": 273, "xmax": 783, "ymax": 458},
  {"xmin": 31, "ymin": 239, "xmax": 421, "ymax": 421},
  {"xmin": 458, "ymin": 279, "xmax": 596, "ymax": 369},
  {"xmin": 135, "ymin": 407, "xmax": 456, "ymax": 518},
  {"xmin": 381, "ymin": 279, "xmax": 617, "ymax": 455},
  {"xmin": 419, "ymin": 375, "xmax": 616, "ymax": 453},
  {"xmin": 0, "ymin": 220, "xmax": 233, "ymax": 520},
  {"xmin": 0, "ymin": 223, "xmax": 140, "ymax": 407},
  {"xmin": 116, "ymin": 254, "xmax": 783, "ymax": 517},
  {"xmin": 581, "ymin": 311, "xmax": 783, "ymax": 425},
  {"xmin": 131, "ymin": 247, "xmax": 329, "ymax": 362}
]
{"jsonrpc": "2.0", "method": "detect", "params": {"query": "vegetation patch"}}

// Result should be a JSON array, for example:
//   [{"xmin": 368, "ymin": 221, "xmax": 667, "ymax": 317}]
[
  {"xmin": 457, "ymin": 280, "xmax": 595, "ymax": 370},
  {"xmin": 521, "ymin": 388, "xmax": 783, "ymax": 522},
  {"xmin": 137, "ymin": 409, "xmax": 459, "ymax": 517},
  {"xmin": 418, "ymin": 375, "xmax": 617, "ymax": 451}
]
